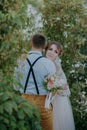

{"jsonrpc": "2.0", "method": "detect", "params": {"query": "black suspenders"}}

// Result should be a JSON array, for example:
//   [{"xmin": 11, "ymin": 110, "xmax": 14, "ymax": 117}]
[{"xmin": 24, "ymin": 56, "xmax": 43, "ymax": 94}]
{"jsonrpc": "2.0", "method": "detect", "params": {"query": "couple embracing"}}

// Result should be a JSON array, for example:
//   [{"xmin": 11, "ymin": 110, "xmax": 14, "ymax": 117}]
[{"xmin": 14, "ymin": 34, "xmax": 75, "ymax": 130}]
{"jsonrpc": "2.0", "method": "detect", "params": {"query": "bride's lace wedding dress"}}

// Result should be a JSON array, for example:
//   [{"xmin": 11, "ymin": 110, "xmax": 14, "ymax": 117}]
[{"xmin": 52, "ymin": 57, "xmax": 75, "ymax": 130}]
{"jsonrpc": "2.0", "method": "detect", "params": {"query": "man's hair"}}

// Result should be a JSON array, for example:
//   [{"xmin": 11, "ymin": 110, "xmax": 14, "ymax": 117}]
[{"xmin": 31, "ymin": 34, "xmax": 46, "ymax": 49}]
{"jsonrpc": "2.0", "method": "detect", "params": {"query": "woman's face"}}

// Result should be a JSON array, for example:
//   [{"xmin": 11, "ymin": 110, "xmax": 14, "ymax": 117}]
[{"xmin": 46, "ymin": 44, "xmax": 59, "ymax": 61}]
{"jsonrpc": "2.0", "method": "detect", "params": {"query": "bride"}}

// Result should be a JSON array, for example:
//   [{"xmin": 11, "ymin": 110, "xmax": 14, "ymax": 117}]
[{"xmin": 45, "ymin": 41, "xmax": 75, "ymax": 130}]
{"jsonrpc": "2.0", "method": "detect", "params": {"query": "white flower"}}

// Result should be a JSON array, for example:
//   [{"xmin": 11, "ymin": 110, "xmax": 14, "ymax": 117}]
[
  {"xmin": 70, "ymin": 70, "xmax": 75, "ymax": 73},
  {"xmin": 63, "ymin": 31, "xmax": 68, "ymax": 38},
  {"xmin": 85, "ymin": 79, "xmax": 87, "ymax": 84},
  {"xmin": 56, "ymin": 17, "xmax": 61, "ymax": 21}
]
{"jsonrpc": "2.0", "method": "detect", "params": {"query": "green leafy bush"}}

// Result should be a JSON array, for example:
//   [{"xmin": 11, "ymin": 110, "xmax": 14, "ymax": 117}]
[
  {"xmin": 0, "ymin": 85, "xmax": 42, "ymax": 130},
  {"xmin": 0, "ymin": 1, "xmax": 42, "ymax": 129},
  {"xmin": 41, "ymin": 0, "xmax": 87, "ymax": 129}
]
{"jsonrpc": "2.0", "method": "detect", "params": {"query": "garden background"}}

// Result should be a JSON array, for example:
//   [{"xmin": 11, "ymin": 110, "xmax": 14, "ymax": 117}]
[{"xmin": 0, "ymin": 0, "xmax": 87, "ymax": 130}]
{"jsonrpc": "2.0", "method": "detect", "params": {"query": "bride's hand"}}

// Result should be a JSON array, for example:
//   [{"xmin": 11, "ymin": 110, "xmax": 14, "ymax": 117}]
[
  {"xmin": 52, "ymin": 92, "xmax": 57, "ymax": 96},
  {"xmin": 56, "ymin": 90, "xmax": 63, "ymax": 95}
]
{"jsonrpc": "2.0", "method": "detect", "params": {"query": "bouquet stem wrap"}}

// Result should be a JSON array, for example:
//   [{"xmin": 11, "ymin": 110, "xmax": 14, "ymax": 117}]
[{"xmin": 45, "ymin": 92, "xmax": 55, "ymax": 109}]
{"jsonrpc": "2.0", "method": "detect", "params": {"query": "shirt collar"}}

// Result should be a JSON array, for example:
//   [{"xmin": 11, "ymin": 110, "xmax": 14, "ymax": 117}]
[{"xmin": 29, "ymin": 50, "xmax": 42, "ymax": 55}]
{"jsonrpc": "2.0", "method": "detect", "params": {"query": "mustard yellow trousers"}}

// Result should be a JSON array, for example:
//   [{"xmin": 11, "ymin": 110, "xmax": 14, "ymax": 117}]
[{"xmin": 22, "ymin": 94, "xmax": 53, "ymax": 130}]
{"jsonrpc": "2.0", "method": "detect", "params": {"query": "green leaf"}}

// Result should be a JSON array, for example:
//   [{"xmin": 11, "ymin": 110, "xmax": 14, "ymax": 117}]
[
  {"xmin": 22, "ymin": 105, "xmax": 33, "ymax": 117},
  {"xmin": 0, "ymin": 115, "xmax": 4, "ymax": 120},
  {"xmin": 14, "ymin": 96, "xmax": 25, "ymax": 104},
  {"xmin": 9, "ymin": 116, "xmax": 17, "ymax": 129},
  {"xmin": 0, "ymin": 123, "xmax": 7, "ymax": 130},
  {"xmin": 17, "ymin": 109, "xmax": 25, "ymax": 119},
  {"xmin": 3, "ymin": 118, "xmax": 9, "ymax": 124},
  {"xmin": 10, "ymin": 101, "xmax": 18, "ymax": 111},
  {"xmin": 3, "ymin": 101, "xmax": 13, "ymax": 115},
  {"xmin": 17, "ymin": 121, "xmax": 27, "ymax": 130},
  {"xmin": 0, "ymin": 105, "xmax": 4, "ymax": 113},
  {"xmin": 0, "ymin": 92, "xmax": 10, "ymax": 102}
]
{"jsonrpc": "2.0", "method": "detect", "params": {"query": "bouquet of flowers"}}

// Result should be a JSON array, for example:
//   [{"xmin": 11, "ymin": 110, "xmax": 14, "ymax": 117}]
[
  {"xmin": 43, "ymin": 73, "xmax": 66, "ymax": 108},
  {"xmin": 43, "ymin": 73, "xmax": 64, "ymax": 92}
]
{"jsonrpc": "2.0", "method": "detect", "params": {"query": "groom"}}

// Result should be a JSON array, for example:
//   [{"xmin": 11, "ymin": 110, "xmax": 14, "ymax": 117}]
[{"xmin": 14, "ymin": 34, "xmax": 56, "ymax": 130}]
